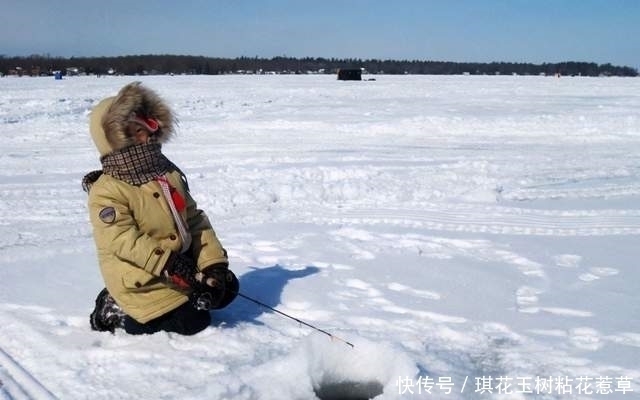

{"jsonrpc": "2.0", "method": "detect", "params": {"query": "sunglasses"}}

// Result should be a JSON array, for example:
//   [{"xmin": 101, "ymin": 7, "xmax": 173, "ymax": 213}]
[{"xmin": 129, "ymin": 114, "xmax": 160, "ymax": 133}]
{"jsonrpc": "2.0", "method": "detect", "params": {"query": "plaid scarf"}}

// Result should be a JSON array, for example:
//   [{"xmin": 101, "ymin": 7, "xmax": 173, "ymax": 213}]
[
  {"xmin": 82, "ymin": 143, "xmax": 179, "ymax": 191},
  {"xmin": 101, "ymin": 143, "xmax": 173, "ymax": 186}
]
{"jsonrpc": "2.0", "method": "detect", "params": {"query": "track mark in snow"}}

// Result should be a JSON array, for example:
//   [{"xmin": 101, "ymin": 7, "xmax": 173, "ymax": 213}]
[
  {"xmin": 515, "ymin": 286, "xmax": 543, "ymax": 312},
  {"xmin": 343, "ymin": 279, "xmax": 371, "ymax": 291},
  {"xmin": 343, "ymin": 279, "xmax": 382, "ymax": 297},
  {"xmin": 336, "ymin": 242, "xmax": 376, "ymax": 260},
  {"xmin": 0, "ymin": 347, "xmax": 58, "ymax": 400},
  {"xmin": 0, "ymin": 180, "xmax": 92, "ymax": 262},
  {"xmin": 605, "ymin": 332, "xmax": 640, "ymax": 348},
  {"xmin": 252, "ymin": 241, "xmax": 281, "ymax": 252},
  {"xmin": 531, "ymin": 328, "xmax": 640, "ymax": 351},
  {"xmin": 493, "ymin": 250, "xmax": 546, "ymax": 278},
  {"xmin": 313, "ymin": 206, "xmax": 640, "ymax": 236},
  {"xmin": 568, "ymin": 328, "xmax": 603, "ymax": 351},
  {"xmin": 313, "ymin": 262, "xmax": 354, "ymax": 271},
  {"xmin": 334, "ymin": 277, "xmax": 461, "ymax": 323},
  {"xmin": 387, "ymin": 282, "xmax": 441, "ymax": 300},
  {"xmin": 381, "ymin": 305, "xmax": 467, "ymax": 323},
  {"xmin": 554, "ymin": 254, "xmax": 582, "ymax": 268},
  {"xmin": 332, "ymin": 228, "xmax": 547, "ymax": 277},
  {"xmin": 578, "ymin": 273, "xmax": 601, "ymax": 282},
  {"xmin": 331, "ymin": 227, "xmax": 557, "ymax": 319},
  {"xmin": 329, "ymin": 227, "xmax": 376, "ymax": 242},
  {"xmin": 590, "ymin": 267, "xmax": 619, "ymax": 277},
  {"xmin": 539, "ymin": 307, "xmax": 593, "ymax": 318},
  {"xmin": 516, "ymin": 287, "xmax": 592, "ymax": 318},
  {"xmin": 578, "ymin": 267, "xmax": 619, "ymax": 283},
  {"xmin": 279, "ymin": 302, "xmax": 335, "ymax": 322}
]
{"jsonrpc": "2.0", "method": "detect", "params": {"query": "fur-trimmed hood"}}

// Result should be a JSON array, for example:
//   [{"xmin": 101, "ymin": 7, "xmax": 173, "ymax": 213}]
[{"xmin": 89, "ymin": 82, "xmax": 176, "ymax": 157}]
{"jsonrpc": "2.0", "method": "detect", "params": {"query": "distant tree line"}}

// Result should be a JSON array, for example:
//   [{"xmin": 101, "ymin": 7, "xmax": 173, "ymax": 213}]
[{"xmin": 0, "ymin": 54, "xmax": 637, "ymax": 77}]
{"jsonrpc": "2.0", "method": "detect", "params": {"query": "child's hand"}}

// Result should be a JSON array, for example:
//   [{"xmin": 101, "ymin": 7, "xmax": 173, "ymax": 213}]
[{"xmin": 162, "ymin": 252, "xmax": 199, "ymax": 289}]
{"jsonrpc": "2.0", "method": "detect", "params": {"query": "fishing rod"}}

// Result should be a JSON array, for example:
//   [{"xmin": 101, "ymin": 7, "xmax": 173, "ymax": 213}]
[
  {"xmin": 196, "ymin": 271, "xmax": 354, "ymax": 348},
  {"xmin": 237, "ymin": 292, "xmax": 355, "ymax": 348}
]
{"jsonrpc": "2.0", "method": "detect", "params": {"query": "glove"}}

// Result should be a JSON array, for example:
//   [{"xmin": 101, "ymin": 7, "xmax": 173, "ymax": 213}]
[
  {"xmin": 195, "ymin": 263, "xmax": 231, "ymax": 291},
  {"xmin": 190, "ymin": 265, "xmax": 240, "ymax": 310},
  {"xmin": 189, "ymin": 290, "xmax": 221, "ymax": 311},
  {"xmin": 162, "ymin": 252, "xmax": 199, "ymax": 289}
]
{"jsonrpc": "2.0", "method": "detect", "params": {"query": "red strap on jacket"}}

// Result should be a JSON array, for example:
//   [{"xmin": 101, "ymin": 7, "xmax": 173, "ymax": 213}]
[{"xmin": 156, "ymin": 176, "xmax": 186, "ymax": 212}]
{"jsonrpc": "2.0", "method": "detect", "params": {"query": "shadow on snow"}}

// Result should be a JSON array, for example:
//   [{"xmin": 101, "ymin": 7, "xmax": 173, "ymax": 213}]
[{"xmin": 212, "ymin": 264, "xmax": 320, "ymax": 327}]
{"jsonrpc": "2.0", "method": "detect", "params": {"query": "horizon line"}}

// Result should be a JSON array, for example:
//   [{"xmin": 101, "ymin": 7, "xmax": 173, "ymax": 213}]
[{"xmin": 2, "ymin": 53, "xmax": 636, "ymax": 69}]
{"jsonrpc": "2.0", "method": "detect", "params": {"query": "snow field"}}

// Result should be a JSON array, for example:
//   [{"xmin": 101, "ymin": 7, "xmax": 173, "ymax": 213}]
[{"xmin": 1, "ymin": 74, "xmax": 640, "ymax": 399}]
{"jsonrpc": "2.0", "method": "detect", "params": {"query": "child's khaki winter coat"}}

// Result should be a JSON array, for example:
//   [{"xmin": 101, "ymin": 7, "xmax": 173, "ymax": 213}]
[{"xmin": 86, "ymin": 83, "xmax": 227, "ymax": 323}]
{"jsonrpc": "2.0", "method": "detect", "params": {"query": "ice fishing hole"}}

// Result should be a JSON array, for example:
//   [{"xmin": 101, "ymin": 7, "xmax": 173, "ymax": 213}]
[
  {"xmin": 313, "ymin": 379, "xmax": 384, "ymax": 400},
  {"xmin": 304, "ymin": 334, "xmax": 416, "ymax": 400}
]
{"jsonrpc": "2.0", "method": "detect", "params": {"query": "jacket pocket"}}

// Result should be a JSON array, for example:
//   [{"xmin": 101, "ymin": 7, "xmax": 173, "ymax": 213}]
[{"xmin": 122, "ymin": 269, "xmax": 158, "ymax": 290}]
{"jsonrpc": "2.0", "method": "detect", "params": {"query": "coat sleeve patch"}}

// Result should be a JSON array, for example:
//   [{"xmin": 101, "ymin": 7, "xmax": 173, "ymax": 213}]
[{"xmin": 98, "ymin": 207, "xmax": 116, "ymax": 224}]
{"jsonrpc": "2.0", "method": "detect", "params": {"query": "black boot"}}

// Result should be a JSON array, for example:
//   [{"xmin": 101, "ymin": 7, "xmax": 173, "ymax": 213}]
[{"xmin": 90, "ymin": 288, "xmax": 125, "ymax": 333}]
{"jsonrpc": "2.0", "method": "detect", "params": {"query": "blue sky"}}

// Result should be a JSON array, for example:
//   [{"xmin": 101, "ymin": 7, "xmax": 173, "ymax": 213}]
[{"xmin": 2, "ymin": 0, "xmax": 639, "ymax": 68}]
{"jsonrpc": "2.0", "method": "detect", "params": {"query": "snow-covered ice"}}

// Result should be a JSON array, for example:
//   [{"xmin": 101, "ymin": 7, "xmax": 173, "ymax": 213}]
[{"xmin": 0, "ymin": 74, "xmax": 639, "ymax": 399}]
